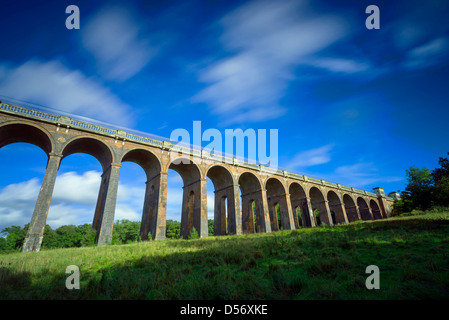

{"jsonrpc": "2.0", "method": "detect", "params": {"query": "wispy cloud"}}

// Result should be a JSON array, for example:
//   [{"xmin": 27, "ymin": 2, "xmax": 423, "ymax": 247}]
[
  {"xmin": 81, "ymin": 6, "xmax": 162, "ymax": 82},
  {"xmin": 325, "ymin": 162, "xmax": 403, "ymax": 188},
  {"xmin": 404, "ymin": 36, "xmax": 449, "ymax": 70},
  {"xmin": 286, "ymin": 144, "xmax": 334, "ymax": 170},
  {"xmin": 0, "ymin": 59, "xmax": 134, "ymax": 126},
  {"xmin": 192, "ymin": 0, "xmax": 348, "ymax": 124},
  {"xmin": 307, "ymin": 57, "xmax": 371, "ymax": 74}
]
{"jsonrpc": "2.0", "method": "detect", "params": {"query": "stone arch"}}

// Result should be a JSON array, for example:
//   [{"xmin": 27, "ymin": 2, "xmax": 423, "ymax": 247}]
[
  {"xmin": 238, "ymin": 171, "xmax": 268, "ymax": 234},
  {"xmin": 120, "ymin": 148, "xmax": 164, "ymax": 240},
  {"xmin": 59, "ymin": 136, "xmax": 117, "ymax": 246},
  {"xmin": 309, "ymin": 186, "xmax": 331, "ymax": 226},
  {"xmin": 206, "ymin": 165, "xmax": 238, "ymax": 236},
  {"xmin": 120, "ymin": 148, "xmax": 162, "ymax": 181},
  {"xmin": 61, "ymin": 136, "xmax": 113, "ymax": 171},
  {"xmin": 266, "ymin": 177, "xmax": 292, "ymax": 231},
  {"xmin": 343, "ymin": 194, "xmax": 359, "ymax": 222},
  {"xmin": 168, "ymin": 157, "xmax": 206, "ymax": 238},
  {"xmin": 0, "ymin": 121, "xmax": 54, "ymax": 155},
  {"xmin": 327, "ymin": 190, "xmax": 346, "ymax": 224},
  {"xmin": 206, "ymin": 165, "xmax": 234, "ymax": 189},
  {"xmin": 370, "ymin": 199, "xmax": 383, "ymax": 220},
  {"xmin": 1, "ymin": 121, "xmax": 57, "ymax": 252},
  {"xmin": 357, "ymin": 197, "xmax": 373, "ymax": 220},
  {"xmin": 168, "ymin": 157, "xmax": 202, "ymax": 186},
  {"xmin": 289, "ymin": 182, "xmax": 311, "ymax": 227}
]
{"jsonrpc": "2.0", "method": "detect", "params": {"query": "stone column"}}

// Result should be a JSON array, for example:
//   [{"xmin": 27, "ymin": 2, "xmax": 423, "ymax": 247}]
[
  {"xmin": 355, "ymin": 203, "xmax": 362, "ymax": 220},
  {"xmin": 283, "ymin": 193, "xmax": 296, "ymax": 230},
  {"xmin": 339, "ymin": 202, "xmax": 349, "ymax": 224},
  {"xmin": 180, "ymin": 178, "xmax": 208, "ymax": 238},
  {"xmin": 323, "ymin": 199, "xmax": 334, "ymax": 226},
  {"xmin": 22, "ymin": 153, "xmax": 62, "ymax": 252},
  {"xmin": 214, "ymin": 191, "xmax": 227, "ymax": 236},
  {"xmin": 367, "ymin": 205, "xmax": 375, "ymax": 220},
  {"xmin": 306, "ymin": 197, "xmax": 316, "ymax": 227},
  {"xmin": 197, "ymin": 178, "xmax": 208, "ymax": 238},
  {"xmin": 229, "ymin": 183, "xmax": 242, "ymax": 235},
  {"xmin": 140, "ymin": 171, "xmax": 168, "ymax": 240},
  {"xmin": 259, "ymin": 188, "xmax": 272, "ymax": 233},
  {"xmin": 94, "ymin": 163, "xmax": 121, "ymax": 246}
]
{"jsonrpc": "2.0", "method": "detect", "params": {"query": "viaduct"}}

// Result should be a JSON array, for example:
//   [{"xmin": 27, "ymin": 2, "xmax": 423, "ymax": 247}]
[{"xmin": 0, "ymin": 101, "xmax": 397, "ymax": 252}]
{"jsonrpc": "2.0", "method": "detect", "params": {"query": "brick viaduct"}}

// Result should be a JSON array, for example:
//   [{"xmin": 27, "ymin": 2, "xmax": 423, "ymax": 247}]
[{"xmin": 0, "ymin": 101, "xmax": 397, "ymax": 252}]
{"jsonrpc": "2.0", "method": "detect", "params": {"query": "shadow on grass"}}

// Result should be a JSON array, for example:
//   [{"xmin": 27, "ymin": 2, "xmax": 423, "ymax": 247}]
[{"xmin": 1, "ymin": 216, "xmax": 449, "ymax": 300}]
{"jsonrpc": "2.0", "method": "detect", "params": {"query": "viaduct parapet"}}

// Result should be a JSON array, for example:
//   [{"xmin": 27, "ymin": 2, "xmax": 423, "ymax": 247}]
[{"xmin": 0, "ymin": 101, "xmax": 396, "ymax": 252}]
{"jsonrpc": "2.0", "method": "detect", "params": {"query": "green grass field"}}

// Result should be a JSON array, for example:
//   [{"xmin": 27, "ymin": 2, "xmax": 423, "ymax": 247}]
[{"xmin": 1, "ymin": 210, "xmax": 449, "ymax": 300}]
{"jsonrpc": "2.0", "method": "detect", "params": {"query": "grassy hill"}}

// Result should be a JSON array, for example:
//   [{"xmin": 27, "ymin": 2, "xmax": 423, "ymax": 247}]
[{"xmin": 1, "ymin": 210, "xmax": 449, "ymax": 300}]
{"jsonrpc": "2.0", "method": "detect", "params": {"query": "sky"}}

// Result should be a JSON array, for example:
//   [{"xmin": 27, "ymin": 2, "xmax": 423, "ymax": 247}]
[{"xmin": 0, "ymin": 0, "xmax": 448, "ymax": 231}]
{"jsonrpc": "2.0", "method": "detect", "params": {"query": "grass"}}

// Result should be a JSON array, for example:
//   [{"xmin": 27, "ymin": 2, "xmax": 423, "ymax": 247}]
[{"xmin": 1, "ymin": 210, "xmax": 449, "ymax": 299}]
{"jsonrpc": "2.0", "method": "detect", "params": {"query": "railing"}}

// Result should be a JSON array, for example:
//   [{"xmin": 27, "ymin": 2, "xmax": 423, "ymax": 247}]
[{"xmin": 0, "ymin": 101, "xmax": 395, "ymax": 201}]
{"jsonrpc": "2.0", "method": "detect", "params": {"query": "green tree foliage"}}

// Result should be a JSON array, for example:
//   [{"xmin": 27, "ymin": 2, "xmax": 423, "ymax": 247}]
[
  {"xmin": 208, "ymin": 219, "xmax": 214, "ymax": 236},
  {"xmin": 403, "ymin": 166, "xmax": 434, "ymax": 210},
  {"xmin": 188, "ymin": 227, "xmax": 199, "ymax": 240},
  {"xmin": 433, "ymin": 153, "xmax": 449, "ymax": 206},
  {"xmin": 166, "ymin": 220, "xmax": 181, "ymax": 239},
  {"xmin": 395, "ymin": 152, "xmax": 449, "ymax": 213},
  {"xmin": 112, "ymin": 220, "xmax": 141, "ymax": 244},
  {"xmin": 0, "ymin": 225, "xmax": 28, "ymax": 252}
]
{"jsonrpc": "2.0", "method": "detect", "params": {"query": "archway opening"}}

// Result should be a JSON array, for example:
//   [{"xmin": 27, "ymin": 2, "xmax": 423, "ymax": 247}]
[
  {"xmin": 206, "ymin": 165, "xmax": 235, "ymax": 236},
  {"xmin": 48, "ymin": 152, "xmax": 103, "ymax": 245},
  {"xmin": 0, "ymin": 142, "xmax": 48, "ymax": 250},
  {"xmin": 289, "ymin": 183, "xmax": 311, "ymax": 228},
  {"xmin": 370, "ymin": 200, "xmax": 383, "ymax": 220},
  {"xmin": 357, "ymin": 197, "xmax": 372, "ymax": 221},
  {"xmin": 343, "ymin": 194, "xmax": 359, "ymax": 222},
  {"xmin": 266, "ymin": 177, "xmax": 289, "ymax": 231},
  {"xmin": 309, "ymin": 187, "xmax": 330, "ymax": 226},
  {"xmin": 166, "ymin": 168, "xmax": 184, "ymax": 239},
  {"xmin": 120, "ymin": 149, "xmax": 162, "ymax": 241},
  {"xmin": 327, "ymin": 191, "xmax": 345, "ymax": 225},
  {"xmin": 168, "ymin": 158, "xmax": 203, "ymax": 239},
  {"xmin": 238, "ymin": 172, "xmax": 264, "ymax": 234}
]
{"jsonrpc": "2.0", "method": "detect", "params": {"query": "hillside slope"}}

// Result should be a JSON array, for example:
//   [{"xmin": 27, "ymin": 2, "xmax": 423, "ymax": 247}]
[{"xmin": 1, "ymin": 211, "xmax": 449, "ymax": 300}]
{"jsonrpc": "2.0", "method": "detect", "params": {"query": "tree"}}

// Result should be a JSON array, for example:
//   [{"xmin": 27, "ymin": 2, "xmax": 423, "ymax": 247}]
[
  {"xmin": 166, "ymin": 220, "xmax": 181, "ymax": 239},
  {"xmin": 41, "ymin": 225, "xmax": 59, "ymax": 248},
  {"xmin": 432, "ymin": 153, "xmax": 449, "ymax": 184},
  {"xmin": 77, "ymin": 224, "xmax": 97, "ymax": 247},
  {"xmin": 402, "ymin": 166, "xmax": 434, "ymax": 210},
  {"xmin": 208, "ymin": 219, "xmax": 214, "ymax": 236},
  {"xmin": 112, "ymin": 220, "xmax": 140, "ymax": 244},
  {"xmin": 188, "ymin": 227, "xmax": 199, "ymax": 240},
  {"xmin": 1, "ymin": 225, "xmax": 27, "ymax": 251},
  {"xmin": 434, "ymin": 176, "xmax": 449, "ymax": 206}
]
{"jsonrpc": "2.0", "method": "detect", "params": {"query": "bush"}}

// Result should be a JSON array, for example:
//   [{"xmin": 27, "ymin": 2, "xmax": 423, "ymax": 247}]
[{"xmin": 188, "ymin": 227, "xmax": 199, "ymax": 240}]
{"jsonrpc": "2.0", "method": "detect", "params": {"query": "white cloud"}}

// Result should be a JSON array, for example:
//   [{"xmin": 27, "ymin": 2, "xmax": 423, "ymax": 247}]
[
  {"xmin": 286, "ymin": 144, "xmax": 334, "ymax": 170},
  {"xmin": 307, "ymin": 58, "xmax": 371, "ymax": 74},
  {"xmin": 404, "ymin": 37, "xmax": 449, "ymax": 69},
  {"xmin": 0, "ymin": 178, "xmax": 40, "ymax": 230},
  {"xmin": 0, "ymin": 59, "xmax": 134, "ymax": 126},
  {"xmin": 81, "ymin": 6, "xmax": 160, "ymax": 82},
  {"xmin": 52, "ymin": 171, "xmax": 101, "ymax": 206},
  {"xmin": 325, "ymin": 162, "xmax": 403, "ymax": 188},
  {"xmin": 192, "ymin": 0, "xmax": 348, "ymax": 124}
]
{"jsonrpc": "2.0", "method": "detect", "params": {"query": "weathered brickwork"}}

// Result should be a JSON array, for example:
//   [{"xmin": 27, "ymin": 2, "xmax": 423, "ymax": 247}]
[{"xmin": 0, "ymin": 102, "xmax": 395, "ymax": 252}]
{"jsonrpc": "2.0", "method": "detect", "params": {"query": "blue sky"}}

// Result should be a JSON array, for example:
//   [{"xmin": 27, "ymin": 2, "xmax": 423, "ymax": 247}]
[{"xmin": 0, "ymin": 0, "xmax": 448, "ymax": 230}]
